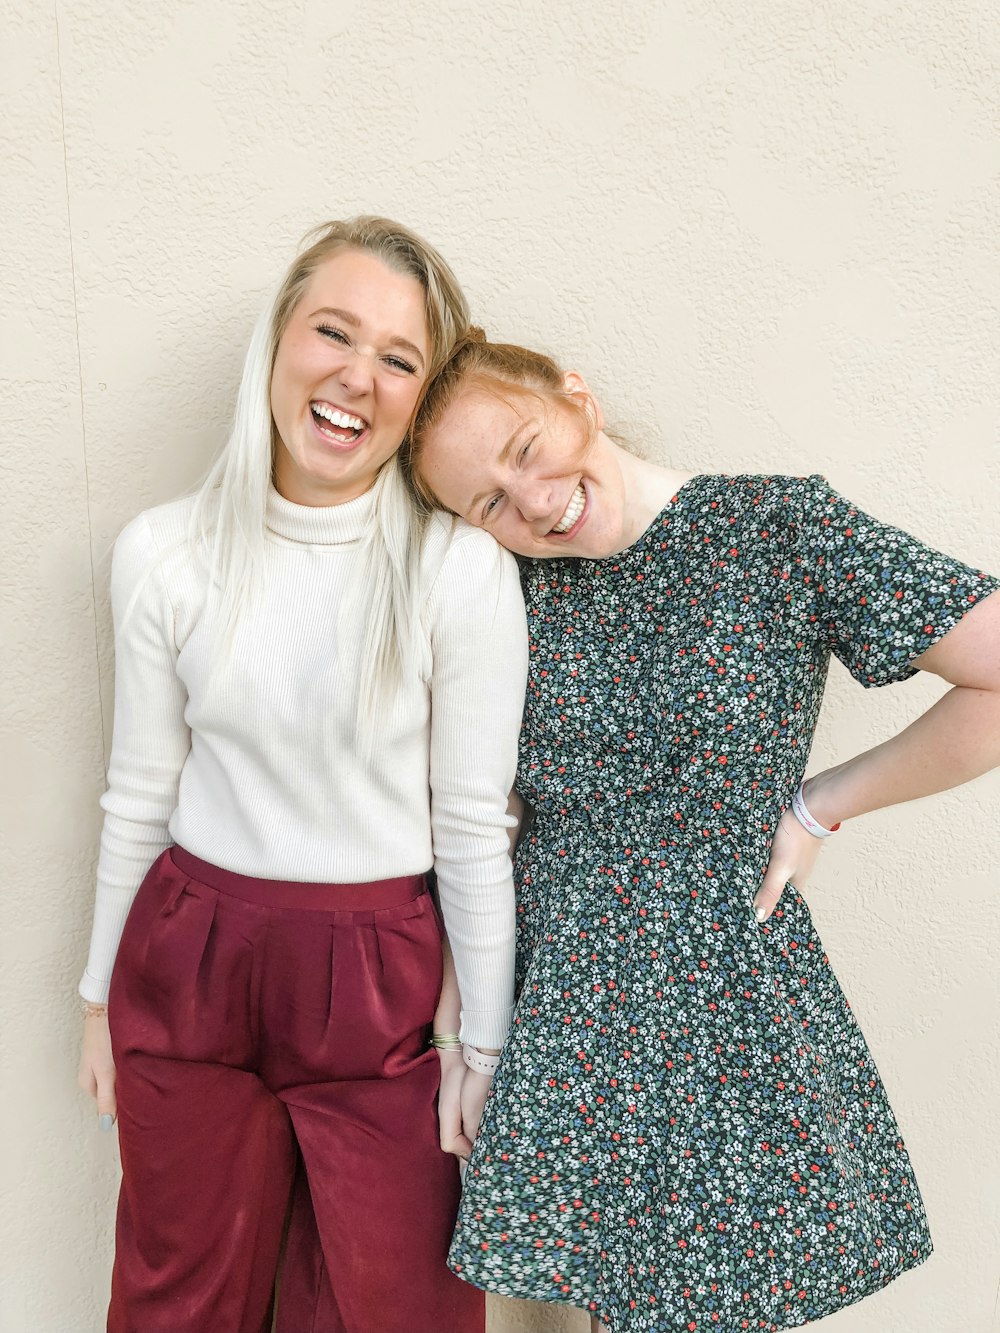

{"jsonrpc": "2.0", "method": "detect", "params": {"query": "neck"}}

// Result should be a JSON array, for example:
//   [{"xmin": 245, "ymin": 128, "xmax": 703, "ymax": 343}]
[
  {"xmin": 272, "ymin": 458, "xmax": 381, "ymax": 509},
  {"xmin": 616, "ymin": 445, "xmax": 693, "ymax": 544}
]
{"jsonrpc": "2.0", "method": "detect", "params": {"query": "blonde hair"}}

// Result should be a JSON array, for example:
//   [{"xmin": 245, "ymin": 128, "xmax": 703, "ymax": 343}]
[
  {"xmin": 190, "ymin": 216, "xmax": 469, "ymax": 719},
  {"xmin": 406, "ymin": 329, "xmax": 595, "ymax": 511}
]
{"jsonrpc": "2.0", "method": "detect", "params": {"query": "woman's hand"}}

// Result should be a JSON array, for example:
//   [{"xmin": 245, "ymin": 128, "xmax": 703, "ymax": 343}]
[
  {"xmin": 431, "ymin": 929, "xmax": 498, "ymax": 1159},
  {"xmin": 752, "ymin": 803, "xmax": 825, "ymax": 924},
  {"xmin": 753, "ymin": 594, "xmax": 1000, "ymax": 925},
  {"xmin": 437, "ymin": 1049, "xmax": 473, "ymax": 1159},
  {"xmin": 459, "ymin": 1067, "xmax": 492, "ymax": 1146},
  {"xmin": 78, "ymin": 1009, "xmax": 117, "ymax": 1131},
  {"xmin": 437, "ymin": 1050, "xmax": 493, "ymax": 1160}
]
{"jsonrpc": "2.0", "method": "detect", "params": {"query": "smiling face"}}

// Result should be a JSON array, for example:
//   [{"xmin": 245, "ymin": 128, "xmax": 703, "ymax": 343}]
[
  {"xmin": 418, "ymin": 379, "xmax": 640, "ymax": 559},
  {"xmin": 270, "ymin": 247, "xmax": 430, "ymax": 506}
]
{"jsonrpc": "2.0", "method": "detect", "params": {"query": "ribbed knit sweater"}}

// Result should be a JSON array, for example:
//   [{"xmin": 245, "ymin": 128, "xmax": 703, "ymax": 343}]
[{"xmin": 79, "ymin": 486, "xmax": 528, "ymax": 1048}]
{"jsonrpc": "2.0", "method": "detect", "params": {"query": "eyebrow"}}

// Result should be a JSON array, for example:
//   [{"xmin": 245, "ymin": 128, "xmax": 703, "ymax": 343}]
[
  {"xmin": 465, "ymin": 423, "xmax": 527, "ymax": 518},
  {"xmin": 309, "ymin": 306, "xmax": 426, "ymax": 370}
]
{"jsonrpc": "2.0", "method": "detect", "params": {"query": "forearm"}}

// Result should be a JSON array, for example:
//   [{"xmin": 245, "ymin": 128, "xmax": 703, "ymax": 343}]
[
  {"xmin": 434, "ymin": 930, "xmax": 462, "ymax": 1034},
  {"xmin": 434, "ymin": 929, "xmax": 502, "ymax": 1058},
  {"xmin": 427, "ymin": 537, "xmax": 525, "ymax": 1050},
  {"xmin": 806, "ymin": 684, "xmax": 1000, "ymax": 826},
  {"xmin": 82, "ymin": 512, "xmax": 193, "ymax": 1000}
]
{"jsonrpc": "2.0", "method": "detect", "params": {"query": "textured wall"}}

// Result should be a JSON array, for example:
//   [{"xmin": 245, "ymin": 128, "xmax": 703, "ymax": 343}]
[{"xmin": 4, "ymin": 0, "xmax": 999, "ymax": 1329}]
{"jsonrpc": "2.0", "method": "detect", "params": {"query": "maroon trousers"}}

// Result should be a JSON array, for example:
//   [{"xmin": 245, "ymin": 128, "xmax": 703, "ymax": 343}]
[{"xmin": 107, "ymin": 848, "xmax": 484, "ymax": 1333}]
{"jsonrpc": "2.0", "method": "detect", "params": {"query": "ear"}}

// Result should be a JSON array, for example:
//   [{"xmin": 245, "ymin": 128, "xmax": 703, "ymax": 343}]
[{"xmin": 562, "ymin": 371, "xmax": 605, "ymax": 431}]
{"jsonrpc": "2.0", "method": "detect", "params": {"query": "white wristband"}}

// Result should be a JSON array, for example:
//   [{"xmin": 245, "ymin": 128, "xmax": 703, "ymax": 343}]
[
  {"xmin": 790, "ymin": 784, "xmax": 840, "ymax": 838},
  {"xmin": 462, "ymin": 1044, "xmax": 500, "ymax": 1076}
]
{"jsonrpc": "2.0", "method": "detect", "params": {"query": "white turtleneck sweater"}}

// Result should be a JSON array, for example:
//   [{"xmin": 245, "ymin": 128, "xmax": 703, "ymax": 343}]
[{"xmin": 80, "ymin": 486, "xmax": 528, "ymax": 1049}]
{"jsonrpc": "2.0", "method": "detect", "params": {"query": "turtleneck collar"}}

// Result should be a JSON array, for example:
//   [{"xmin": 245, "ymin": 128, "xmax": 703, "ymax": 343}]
[{"xmin": 265, "ymin": 484, "xmax": 375, "ymax": 546}]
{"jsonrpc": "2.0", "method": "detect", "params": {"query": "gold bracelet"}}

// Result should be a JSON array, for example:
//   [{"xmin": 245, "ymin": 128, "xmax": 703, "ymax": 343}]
[
  {"xmin": 81, "ymin": 1000, "xmax": 108, "ymax": 1019},
  {"xmin": 429, "ymin": 1032, "xmax": 462, "ymax": 1051}
]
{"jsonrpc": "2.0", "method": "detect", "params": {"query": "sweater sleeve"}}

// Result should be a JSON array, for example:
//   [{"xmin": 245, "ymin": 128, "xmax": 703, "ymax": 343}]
[
  {"xmin": 426, "ymin": 525, "xmax": 528, "ymax": 1049},
  {"xmin": 79, "ymin": 514, "xmax": 192, "ymax": 1002}
]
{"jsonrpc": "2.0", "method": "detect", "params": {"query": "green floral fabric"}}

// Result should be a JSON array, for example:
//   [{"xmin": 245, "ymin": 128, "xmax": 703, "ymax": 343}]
[{"xmin": 451, "ymin": 474, "xmax": 998, "ymax": 1331}]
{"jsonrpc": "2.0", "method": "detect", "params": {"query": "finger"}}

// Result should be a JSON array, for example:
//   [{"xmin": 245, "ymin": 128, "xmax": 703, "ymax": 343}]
[
  {"xmin": 438, "ymin": 1107, "xmax": 466, "ymax": 1155},
  {"xmin": 95, "ymin": 1069, "xmax": 117, "ymax": 1130},
  {"xmin": 437, "ymin": 1081, "xmax": 462, "ymax": 1143},
  {"xmin": 438, "ymin": 1078, "xmax": 472, "ymax": 1158},
  {"xmin": 441, "ymin": 1131, "xmax": 474, "ymax": 1160},
  {"xmin": 753, "ymin": 865, "xmax": 789, "ymax": 924}
]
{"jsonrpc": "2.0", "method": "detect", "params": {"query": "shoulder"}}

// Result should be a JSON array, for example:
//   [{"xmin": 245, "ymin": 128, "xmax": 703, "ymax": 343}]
[
  {"xmin": 684, "ymin": 472, "xmax": 820, "ymax": 510},
  {"xmin": 110, "ymin": 495, "xmax": 200, "ymax": 612},
  {"xmin": 422, "ymin": 512, "xmax": 520, "ymax": 591},
  {"xmin": 114, "ymin": 495, "xmax": 197, "ymax": 562},
  {"xmin": 421, "ymin": 514, "xmax": 525, "ymax": 640},
  {"xmin": 676, "ymin": 472, "xmax": 831, "ymax": 538}
]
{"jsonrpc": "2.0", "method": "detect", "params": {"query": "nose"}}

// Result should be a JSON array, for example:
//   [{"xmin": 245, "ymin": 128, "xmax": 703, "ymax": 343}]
[
  {"xmin": 510, "ymin": 478, "xmax": 554, "ymax": 525},
  {"xmin": 338, "ymin": 347, "xmax": 375, "ymax": 397}
]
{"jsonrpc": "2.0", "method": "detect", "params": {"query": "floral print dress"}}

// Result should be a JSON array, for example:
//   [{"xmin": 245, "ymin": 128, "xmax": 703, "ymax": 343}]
[{"xmin": 450, "ymin": 474, "xmax": 998, "ymax": 1332}]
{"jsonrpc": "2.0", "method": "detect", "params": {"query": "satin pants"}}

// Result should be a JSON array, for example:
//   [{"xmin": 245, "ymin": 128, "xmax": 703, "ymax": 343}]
[{"xmin": 107, "ymin": 847, "xmax": 484, "ymax": 1333}]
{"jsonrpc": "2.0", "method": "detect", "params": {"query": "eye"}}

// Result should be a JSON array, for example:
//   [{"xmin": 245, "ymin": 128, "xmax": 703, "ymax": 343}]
[
  {"xmin": 317, "ymin": 323, "xmax": 349, "ymax": 345},
  {"xmin": 482, "ymin": 494, "xmax": 504, "ymax": 522},
  {"xmin": 517, "ymin": 436, "xmax": 536, "ymax": 465},
  {"xmin": 382, "ymin": 354, "xmax": 418, "ymax": 375}
]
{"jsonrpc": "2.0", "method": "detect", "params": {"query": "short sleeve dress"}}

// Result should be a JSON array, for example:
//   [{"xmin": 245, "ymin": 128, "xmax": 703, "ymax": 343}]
[{"xmin": 449, "ymin": 474, "xmax": 998, "ymax": 1333}]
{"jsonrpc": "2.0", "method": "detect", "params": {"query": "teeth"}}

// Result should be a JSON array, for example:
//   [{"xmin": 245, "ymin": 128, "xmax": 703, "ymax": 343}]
[
  {"xmin": 312, "ymin": 403, "xmax": 366, "ymax": 431},
  {"xmin": 552, "ymin": 483, "xmax": 585, "ymax": 534}
]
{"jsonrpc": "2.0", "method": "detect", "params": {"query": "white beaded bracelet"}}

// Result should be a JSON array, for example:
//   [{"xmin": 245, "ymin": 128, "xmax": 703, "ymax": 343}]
[
  {"xmin": 790, "ymin": 784, "xmax": 841, "ymax": 838},
  {"xmin": 462, "ymin": 1045, "xmax": 500, "ymax": 1076}
]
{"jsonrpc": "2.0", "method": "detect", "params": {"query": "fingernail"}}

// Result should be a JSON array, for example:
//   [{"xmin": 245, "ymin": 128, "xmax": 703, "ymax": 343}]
[
  {"xmin": 754, "ymin": 906, "xmax": 767, "ymax": 923},
  {"xmin": 99, "ymin": 1114, "xmax": 114, "ymax": 1133}
]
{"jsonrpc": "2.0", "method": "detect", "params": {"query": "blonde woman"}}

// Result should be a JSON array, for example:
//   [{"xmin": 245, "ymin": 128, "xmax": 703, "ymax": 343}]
[
  {"xmin": 77, "ymin": 222, "xmax": 527, "ymax": 1333},
  {"xmin": 407, "ymin": 332, "xmax": 1000, "ymax": 1333}
]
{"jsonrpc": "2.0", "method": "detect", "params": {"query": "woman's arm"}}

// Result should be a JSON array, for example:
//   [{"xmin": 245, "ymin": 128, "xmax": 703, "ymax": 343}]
[
  {"xmin": 426, "ymin": 527, "xmax": 528, "ymax": 1052},
  {"xmin": 754, "ymin": 591, "xmax": 1000, "ymax": 920},
  {"xmin": 434, "ymin": 924, "xmax": 463, "ymax": 1035},
  {"xmin": 78, "ymin": 511, "xmax": 192, "ymax": 1123},
  {"xmin": 81, "ymin": 513, "xmax": 192, "ymax": 1002},
  {"xmin": 805, "ymin": 591, "xmax": 1000, "ymax": 821},
  {"xmin": 434, "ymin": 930, "xmax": 475, "ymax": 1159},
  {"xmin": 437, "ymin": 786, "xmax": 527, "ymax": 1158}
]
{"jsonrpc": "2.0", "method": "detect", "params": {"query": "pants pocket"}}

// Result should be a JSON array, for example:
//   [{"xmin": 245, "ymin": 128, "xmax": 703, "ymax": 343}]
[
  {"xmin": 110, "ymin": 856, "xmax": 254, "ymax": 1065},
  {"xmin": 325, "ymin": 892, "xmax": 443, "ymax": 1079}
]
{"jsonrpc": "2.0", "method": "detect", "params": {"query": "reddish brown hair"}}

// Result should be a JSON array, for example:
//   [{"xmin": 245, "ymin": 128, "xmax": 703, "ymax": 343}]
[{"xmin": 406, "ymin": 328, "xmax": 594, "ymax": 510}]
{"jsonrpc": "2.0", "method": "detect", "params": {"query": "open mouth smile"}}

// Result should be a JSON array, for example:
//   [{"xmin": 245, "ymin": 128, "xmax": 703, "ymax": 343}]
[
  {"xmin": 310, "ymin": 400, "xmax": 370, "ymax": 446},
  {"xmin": 549, "ymin": 481, "xmax": 587, "ymax": 538}
]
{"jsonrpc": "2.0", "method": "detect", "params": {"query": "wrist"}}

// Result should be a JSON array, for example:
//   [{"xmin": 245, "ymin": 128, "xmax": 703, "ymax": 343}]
[
  {"xmin": 462, "ymin": 1044, "xmax": 500, "ymax": 1076},
  {"xmin": 430, "ymin": 1031, "xmax": 462, "ymax": 1053},
  {"xmin": 799, "ymin": 773, "xmax": 844, "ymax": 832}
]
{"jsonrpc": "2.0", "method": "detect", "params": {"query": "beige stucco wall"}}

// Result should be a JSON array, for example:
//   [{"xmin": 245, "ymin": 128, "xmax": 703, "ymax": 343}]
[{"xmin": 4, "ymin": 0, "xmax": 999, "ymax": 1329}]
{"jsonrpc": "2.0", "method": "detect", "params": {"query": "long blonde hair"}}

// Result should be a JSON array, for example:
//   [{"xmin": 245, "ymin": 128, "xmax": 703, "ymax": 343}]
[{"xmin": 189, "ymin": 216, "xmax": 470, "ymax": 717}]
